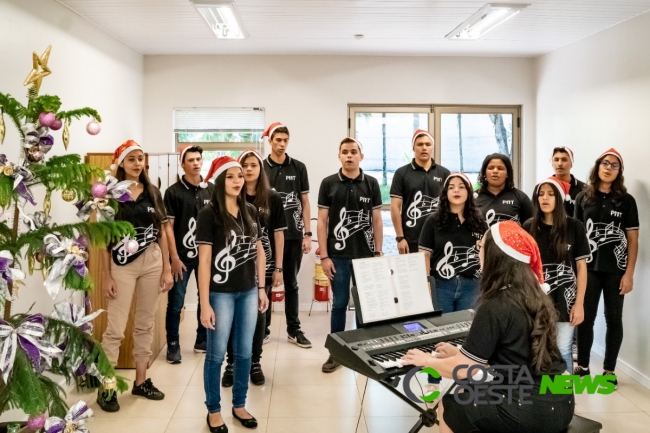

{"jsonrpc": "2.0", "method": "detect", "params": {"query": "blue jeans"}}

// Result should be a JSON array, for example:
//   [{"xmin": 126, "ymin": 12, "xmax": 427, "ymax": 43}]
[
  {"xmin": 435, "ymin": 276, "xmax": 480, "ymax": 314},
  {"xmin": 165, "ymin": 262, "xmax": 206, "ymax": 344},
  {"xmin": 557, "ymin": 322, "xmax": 574, "ymax": 373},
  {"xmin": 204, "ymin": 288, "xmax": 258, "ymax": 414},
  {"xmin": 330, "ymin": 257, "xmax": 357, "ymax": 334}
]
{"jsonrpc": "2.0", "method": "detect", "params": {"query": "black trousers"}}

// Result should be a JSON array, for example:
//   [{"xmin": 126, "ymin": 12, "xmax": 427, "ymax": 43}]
[
  {"xmin": 577, "ymin": 270, "xmax": 625, "ymax": 372},
  {"xmin": 283, "ymin": 239, "xmax": 303, "ymax": 334},
  {"xmin": 227, "ymin": 286, "xmax": 270, "ymax": 364}
]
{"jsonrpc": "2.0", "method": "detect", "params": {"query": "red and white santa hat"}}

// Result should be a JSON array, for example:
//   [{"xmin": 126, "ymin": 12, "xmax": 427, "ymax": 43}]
[
  {"xmin": 206, "ymin": 156, "xmax": 241, "ymax": 183},
  {"xmin": 554, "ymin": 147, "xmax": 574, "ymax": 164},
  {"xmin": 110, "ymin": 140, "xmax": 142, "ymax": 171},
  {"xmin": 536, "ymin": 177, "xmax": 571, "ymax": 202},
  {"xmin": 261, "ymin": 122, "xmax": 285, "ymax": 143},
  {"xmin": 412, "ymin": 129, "xmax": 434, "ymax": 147},
  {"xmin": 490, "ymin": 221, "xmax": 550, "ymax": 294},
  {"xmin": 238, "ymin": 149, "xmax": 264, "ymax": 165},
  {"xmin": 179, "ymin": 144, "xmax": 194, "ymax": 164},
  {"xmin": 598, "ymin": 148, "xmax": 624, "ymax": 170},
  {"xmin": 443, "ymin": 172, "xmax": 478, "ymax": 199}
]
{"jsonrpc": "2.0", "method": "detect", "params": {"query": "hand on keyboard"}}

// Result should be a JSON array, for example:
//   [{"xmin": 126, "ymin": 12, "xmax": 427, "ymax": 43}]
[
  {"xmin": 401, "ymin": 348, "xmax": 436, "ymax": 368},
  {"xmin": 433, "ymin": 342, "xmax": 460, "ymax": 359}
]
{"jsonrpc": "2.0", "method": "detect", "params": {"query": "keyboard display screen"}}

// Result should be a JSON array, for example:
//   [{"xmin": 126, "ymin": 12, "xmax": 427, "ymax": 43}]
[{"xmin": 403, "ymin": 322, "xmax": 425, "ymax": 332}]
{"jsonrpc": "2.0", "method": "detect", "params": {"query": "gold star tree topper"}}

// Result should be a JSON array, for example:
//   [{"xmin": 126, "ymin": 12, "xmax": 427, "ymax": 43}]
[{"xmin": 23, "ymin": 45, "xmax": 52, "ymax": 92}]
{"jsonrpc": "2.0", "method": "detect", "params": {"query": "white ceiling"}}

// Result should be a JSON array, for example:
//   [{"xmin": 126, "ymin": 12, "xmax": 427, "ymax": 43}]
[{"xmin": 55, "ymin": 0, "xmax": 650, "ymax": 57}]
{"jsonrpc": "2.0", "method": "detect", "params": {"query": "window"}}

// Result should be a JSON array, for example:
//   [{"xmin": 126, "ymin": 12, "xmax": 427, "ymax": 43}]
[{"xmin": 173, "ymin": 107, "xmax": 265, "ymax": 177}]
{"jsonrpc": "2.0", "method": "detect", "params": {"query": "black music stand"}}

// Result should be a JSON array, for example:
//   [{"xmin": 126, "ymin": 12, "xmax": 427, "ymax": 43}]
[{"xmin": 351, "ymin": 276, "xmax": 445, "ymax": 432}]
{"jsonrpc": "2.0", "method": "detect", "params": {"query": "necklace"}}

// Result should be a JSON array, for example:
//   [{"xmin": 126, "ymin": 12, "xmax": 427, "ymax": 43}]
[{"xmin": 230, "ymin": 212, "xmax": 245, "ymax": 234}]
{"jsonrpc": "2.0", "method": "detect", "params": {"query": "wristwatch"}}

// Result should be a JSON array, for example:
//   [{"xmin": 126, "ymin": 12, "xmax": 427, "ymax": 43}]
[
  {"xmin": 374, "ymin": 251, "xmax": 384, "ymax": 257},
  {"xmin": 395, "ymin": 236, "xmax": 405, "ymax": 243},
  {"xmin": 304, "ymin": 231, "xmax": 313, "ymax": 237}
]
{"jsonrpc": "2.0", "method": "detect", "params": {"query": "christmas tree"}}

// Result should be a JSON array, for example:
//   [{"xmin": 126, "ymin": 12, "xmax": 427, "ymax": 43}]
[{"xmin": 0, "ymin": 45, "xmax": 132, "ymax": 432}]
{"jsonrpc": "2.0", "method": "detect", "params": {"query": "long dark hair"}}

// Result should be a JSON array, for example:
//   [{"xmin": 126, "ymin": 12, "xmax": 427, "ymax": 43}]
[
  {"xmin": 211, "ymin": 168, "xmax": 256, "ymax": 244},
  {"xmin": 115, "ymin": 166, "xmax": 166, "ymax": 233},
  {"xmin": 530, "ymin": 182, "xmax": 568, "ymax": 263},
  {"xmin": 241, "ymin": 153, "xmax": 271, "ymax": 224},
  {"xmin": 583, "ymin": 154, "xmax": 627, "ymax": 206},
  {"xmin": 478, "ymin": 153, "xmax": 515, "ymax": 193},
  {"xmin": 434, "ymin": 176, "xmax": 487, "ymax": 234},
  {"xmin": 480, "ymin": 230, "xmax": 563, "ymax": 375}
]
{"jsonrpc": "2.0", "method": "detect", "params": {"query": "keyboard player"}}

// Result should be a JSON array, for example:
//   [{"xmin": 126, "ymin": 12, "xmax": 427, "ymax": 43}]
[{"xmin": 401, "ymin": 221, "xmax": 574, "ymax": 433}]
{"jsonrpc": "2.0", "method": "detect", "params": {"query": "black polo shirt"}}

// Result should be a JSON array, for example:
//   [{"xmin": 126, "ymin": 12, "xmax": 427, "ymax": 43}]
[
  {"xmin": 112, "ymin": 188, "xmax": 167, "ymax": 266},
  {"xmin": 389, "ymin": 159, "xmax": 451, "ymax": 245},
  {"xmin": 574, "ymin": 190, "xmax": 639, "ymax": 274},
  {"xmin": 264, "ymin": 154, "xmax": 309, "ymax": 241},
  {"xmin": 318, "ymin": 169, "xmax": 382, "ymax": 259},
  {"xmin": 475, "ymin": 187, "xmax": 533, "ymax": 226},
  {"xmin": 246, "ymin": 190, "xmax": 287, "ymax": 282},
  {"xmin": 523, "ymin": 217, "xmax": 591, "ymax": 322},
  {"xmin": 195, "ymin": 203, "xmax": 262, "ymax": 293},
  {"xmin": 418, "ymin": 213, "xmax": 483, "ymax": 280},
  {"xmin": 552, "ymin": 174, "xmax": 586, "ymax": 217},
  {"xmin": 164, "ymin": 176, "xmax": 214, "ymax": 265}
]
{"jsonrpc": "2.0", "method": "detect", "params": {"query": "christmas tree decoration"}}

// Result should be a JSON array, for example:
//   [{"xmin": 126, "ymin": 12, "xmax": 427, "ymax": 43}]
[
  {"xmin": 125, "ymin": 238, "xmax": 139, "ymax": 255},
  {"xmin": 44, "ymin": 401, "xmax": 93, "ymax": 433},
  {"xmin": 27, "ymin": 413, "xmax": 47, "ymax": 430},
  {"xmin": 50, "ymin": 118, "xmax": 63, "ymax": 131},
  {"xmin": 86, "ymin": 120, "xmax": 101, "ymax": 136},
  {"xmin": 62, "ymin": 121, "xmax": 70, "ymax": 150},
  {"xmin": 0, "ymin": 110, "xmax": 5, "ymax": 145},
  {"xmin": 23, "ymin": 46, "xmax": 52, "ymax": 93},
  {"xmin": 61, "ymin": 189, "xmax": 75, "ymax": 202},
  {"xmin": 39, "ymin": 112, "xmax": 56, "ymax": 128},
  {"xmin": 43, "ymin": 235, "xmax": 90, "ymax": 298},
  {"xmin": 91, "ymin": 183, "xmax": 107, "ymax": 199},
  {"xmin": 77, "ymin": 173, "xmax": 133, "ymax": 222},
  {"xmin": 0, "ymin": 251, "xmax": 25, "ymax": 304}
]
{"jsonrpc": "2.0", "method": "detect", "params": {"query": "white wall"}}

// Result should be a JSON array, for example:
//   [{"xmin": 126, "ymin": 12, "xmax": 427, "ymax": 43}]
[
  {"xmin": 535, "ymin": 12, "xmax": 650, "ymax": 384},
  {"xmin": 144, "ymin": 55, "xmax": 536, "ymax": 313},
  {"xmin": 0, "ymin": 0, "xmax": 142, "ymax": 323}
]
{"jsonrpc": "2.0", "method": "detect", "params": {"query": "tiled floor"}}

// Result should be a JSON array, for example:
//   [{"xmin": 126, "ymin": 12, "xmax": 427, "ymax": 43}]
[{"xmin": 67, "ymin": 311, "xmax": 650, "ymax": 433}]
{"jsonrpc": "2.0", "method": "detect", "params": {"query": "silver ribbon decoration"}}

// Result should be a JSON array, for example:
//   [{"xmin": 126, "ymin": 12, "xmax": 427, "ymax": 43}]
[
  {"xmin": 76, "ymin": 172, "xmax": 134, "ymax": 222},
  {"xmin": 0, "ymin": 314, "xmax": 63, "ymax": 384},
  {"xmin": 43, "ymin": 235, "xmax": 89, "ymax": 299},
  {"xmin": 51, "ymin": 301, "xmax": 104, "ymax": 335},
  {"xmin": 0, "ymin": 250, "xmax": 25, "ymax": 304},
  {"xmin": 19, "ymin": 201, "xmax": 50, "ymax": 231},
  {"xmin": 44, "ymin": 400, "xmax": 94, "ymax": 433}
]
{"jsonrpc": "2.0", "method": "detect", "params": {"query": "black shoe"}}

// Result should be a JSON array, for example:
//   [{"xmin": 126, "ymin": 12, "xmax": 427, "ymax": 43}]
[
  {"xmin": 132, "ymin": 378, "xmax": 165, "ymax": 400},
  {"xmin": 194, "ymin": 340, "xmax": 207, "ymax": 353},
  {"xmin": 322, "ymin": 355, "xmax": 341, "ymax": 373},
  {"xmin": 231, "ymin": 408, "xmax": 258, "ymax": 429},
  {"xmin": 206, "ymin": 414, "xmax": 228, "ymax": 433},
  {"xmin": 221, "ymin": 363, "xmax": 234, "ymax": 388},
  {"xmin": 574, "ymin": 365, "xmax": 590, "ymax": 377},
  {"xmin": 167, "ymin": 341, "xmax": 181, "ymax": 364},
  {"xmin": 603, "ymin": 371, "xmax": 619, "ymax": 390},
  {"xmin": 288, "ymin": 330, "xmax": 312, "ymax": 348},
  {"xmin": 97, "ymin": 389, "xmax": 120, "ymax": 412},
  {"xmin": 250, "ymin": 362, "xmax": 265, "ymax": 386},
  {"xmin": 263, "ymin": 334, "xmax": 270, "ymax": 345}
]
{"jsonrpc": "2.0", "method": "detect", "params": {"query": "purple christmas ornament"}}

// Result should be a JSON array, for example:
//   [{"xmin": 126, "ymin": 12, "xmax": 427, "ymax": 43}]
[
  {"xmin": 50, "ymin": 118, "xmax": 63, "ymax": 131},
  {"xmin": 28, "ymin": 414, "xmax": 47, "ymax": 430},
  {"xmin": 91, "ymin": 183, "xmax": 108, "ymax": 198},
  {"xmin": 39, "ymin": 112, "xmax": 56, "ymax": 127}
]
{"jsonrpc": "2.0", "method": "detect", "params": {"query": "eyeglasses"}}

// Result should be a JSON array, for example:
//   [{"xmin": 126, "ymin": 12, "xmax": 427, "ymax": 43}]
[{"xmin": 600, "ymin": 161, "xmax": 620, "ymax": 171}]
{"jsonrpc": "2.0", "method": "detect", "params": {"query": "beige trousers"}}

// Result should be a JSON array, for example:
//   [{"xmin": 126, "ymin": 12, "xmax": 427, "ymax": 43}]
[{"xmin": 102, "ymin": 243, "xmax": 163, "ymax": 365}]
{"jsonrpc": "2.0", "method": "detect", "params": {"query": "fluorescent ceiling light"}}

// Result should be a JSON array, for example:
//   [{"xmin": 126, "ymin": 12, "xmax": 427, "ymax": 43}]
[
  {"xmin": 192, "ymin": 1, "xmax": 247, "ymax": 39},
  {"xmin": 446, "ymin": 3, "xmax": 529, "ymax": 40}
]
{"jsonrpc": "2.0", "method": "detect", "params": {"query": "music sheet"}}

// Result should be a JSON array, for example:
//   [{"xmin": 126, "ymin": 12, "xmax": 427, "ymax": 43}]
[{"xmin": 352, "ymin": 253, "xmax": 433, "ymax": 324}]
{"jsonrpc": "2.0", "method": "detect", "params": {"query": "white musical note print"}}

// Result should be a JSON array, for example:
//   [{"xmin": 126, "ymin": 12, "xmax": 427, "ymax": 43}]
[
  {"xmin": 485, "ymin": 209, "xmax": 520, "ymax": 226},
  {"xmin": 543, "ymin": 264, "xmax": 577, "ymax": 314},
  {"xmin": 435, "ymin": 241, "xmax": 480, "ymax": 279},
  {"xmin": 260, "ymin": 227, "xmax": 273, "ymax": 274},
  {"xmin": 585, "ymin": 218, "xmax": 627, "ymax": 269},
  {"xmin": 405, "ymin": 191, "xmax": 439, "ymax": 228},
  {"xmin": 333, "ymin": 207, "xmax": 373, "ymax": 251},
  {"xmin": 112, "ymin": 224, "xmax": 159, "ymax": 265},
  {"xmin": 279, "ymin": 191, "xmax": 304, "ymax": 230},
  {"xmin": 183, "ymin": 217, "xmax": 198, "ymax": 259},
  {"xmin": 213, "ymin": 230, "xmax": 257, "ymax": 284}
]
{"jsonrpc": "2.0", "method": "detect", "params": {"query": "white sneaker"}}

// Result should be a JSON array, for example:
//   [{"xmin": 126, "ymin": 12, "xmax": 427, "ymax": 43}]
[
  {"xmin": 424, "ymin": 383, "xmax": 440, "ymax": 395},
  {"xmin": 263, "ymin": 334, "xmax": 270, "ymax": 345}
]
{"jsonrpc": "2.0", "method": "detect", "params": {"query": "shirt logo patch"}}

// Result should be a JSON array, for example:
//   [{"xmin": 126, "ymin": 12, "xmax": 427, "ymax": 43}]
[
  {"xmin": 204, "ymin": 200, "xmax": 210, "ymax": 205},
  {"xmin": 359, "ymin": 197, "xmax": 371, "ymax": 203},
  {"xmin": 147, "ymin": 207, "xmax": 155, "ymax": 213},
  {"xmin": 286, "ymin": 176, "xmax": 296, "ymax": 181},
  {"xmin": 432, "ymin": 177, "xmax": 442, "ymax": 182},
  {"xmin": 611, "ymin": 210, "xmax": 622, "ymax": 217},
  {"xmin": 502, "ymin": 200, "xmax": 514, "ymax": 205}
]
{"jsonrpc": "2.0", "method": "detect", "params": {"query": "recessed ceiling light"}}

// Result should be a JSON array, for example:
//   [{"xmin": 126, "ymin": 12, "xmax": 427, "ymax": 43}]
[
  {"xmin": 354, "ymin": 34, "xmax": 364, "ymax": 40},
  {"xmin": 191, "ymin": 0, "xmax": 247, "ymax": 39},
  {"xmin": 446, "ymin": 3, "xmax": 529, "ymax": 40}
]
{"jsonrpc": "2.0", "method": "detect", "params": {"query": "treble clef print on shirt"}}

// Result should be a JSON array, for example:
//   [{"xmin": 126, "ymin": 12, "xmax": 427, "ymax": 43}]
[
  {"xmin": 183, "ymin": 217, "xmax": 198, "ymax": 259},
  {"xmin": 406, "ymin": 191, "xmax": 423, "ymax": 227},
  {"xmin": 334, "ymin": 208, "xmax": 351, "ymax": 251},
  {"xmin": 485, "ymin": 209, "xmax": 496, "ymax": 226},
  {"xmin": 435, "ymin": 241, "xmax": 455, "ymax": 279},
  {"xmin": 213, "ymin": 230, "xmax": 256, "ymax": 284},
  {"xmin": 585, "ymin": 219, "xmax": 598, "ymax": 263}
]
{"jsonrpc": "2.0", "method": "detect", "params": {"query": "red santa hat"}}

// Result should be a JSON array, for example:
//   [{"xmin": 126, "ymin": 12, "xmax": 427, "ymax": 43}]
[
  {"xmin": 536, "ymin": 177, "xmax": 571, "ymax": 202},
  {"xmin": 111, "ymin": 140, "xmax": 142, "ymax": 171},
  {"xmin": 261, "ymin": 122, "xmax": 285, "ymax": 143},
  {"xmin": 598, "ymin": 148, "xmax": 624, "ymax": 170},
  {"xmin": 554, "ymin": 147, "xmax": 574, "ymax": 164},
  {"xmin": 238, "ymin": 149, "xmax": 263, "ymax": 165},
  {"xmin": 179, "ymin": 144, "xmax": 194, "ymax": 163},
  {"xmin": 412, "ymin": 129, "xmax": 434, "ymax": 147},
  {"xmin": 206, "ymin": 156, "xmax": 241, "ymax": 183},
  {"xmin": 443, "ymin": 172, "xmax": 478, "ymax": 199},
  {"xmin": 490, "ymin": 221, "xmax": 550, "ymax": 294}
]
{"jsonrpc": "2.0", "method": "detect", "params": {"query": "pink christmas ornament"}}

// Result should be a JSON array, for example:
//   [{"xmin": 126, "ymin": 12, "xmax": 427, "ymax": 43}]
[
  {"xmin": 39, "ymin": 112, "xmax": 56, "ymax": 127},
  {"xmin": 125, "ymin": 239, "xmax": 139, "ymax": 254},
  {"xmin": 91, "ymin": 182, "xmax": 108, "ymax": 198},
  {"xmin": 50, "ymin": 118, "xmax": 63, "ymax": 131},
  {"xmin": 86, "ymin": 121, "xmax": 101, "ymax": 135},
  {"xmin": 27, "ymin": 414, "xmax": 47, "ymax": 430}
]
